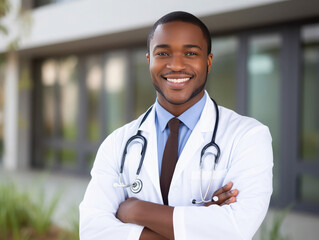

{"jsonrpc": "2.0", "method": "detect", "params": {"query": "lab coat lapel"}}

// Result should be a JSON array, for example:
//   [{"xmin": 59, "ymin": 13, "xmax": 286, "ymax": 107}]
[
  {"xmin": 172, "ymin": 127, "xmax": 204, "ymax": 183},
  {"xmin": 138, "ymin": 107, "xmax": 162, "ymax": 196},
  {"xmin": 171, "ymin": 92, "xmax": 216, "ymax": 186}
]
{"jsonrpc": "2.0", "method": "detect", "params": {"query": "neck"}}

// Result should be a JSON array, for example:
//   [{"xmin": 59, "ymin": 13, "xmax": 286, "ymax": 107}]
[{"xmin": 157, "ymin": 91, "xmax": 205, "ymax": 116}]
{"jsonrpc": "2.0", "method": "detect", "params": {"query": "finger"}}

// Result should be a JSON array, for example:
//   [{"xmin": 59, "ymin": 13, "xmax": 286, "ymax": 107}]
[
  {"xmin": 221, "ymin": 196, "xmax": 236, "ymax": 206},
  {"xmin": 213, "ymin": 181, "xmax": 233, "ymax": 196},
  {"xmin": 213, "ymin": 189, "xmax": 238, "ymax": 205}
]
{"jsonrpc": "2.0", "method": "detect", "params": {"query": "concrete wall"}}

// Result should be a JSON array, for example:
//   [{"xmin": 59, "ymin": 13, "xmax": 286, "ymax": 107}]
[{"xmin": 0, "ymin": 0, "xmax": 283, "ymax": 51}]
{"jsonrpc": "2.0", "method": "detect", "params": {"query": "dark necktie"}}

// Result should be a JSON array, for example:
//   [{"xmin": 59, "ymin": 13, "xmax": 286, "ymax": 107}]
[{"xmin": 160, "ymin": 117, "xmax": 180, "ymax": 205}]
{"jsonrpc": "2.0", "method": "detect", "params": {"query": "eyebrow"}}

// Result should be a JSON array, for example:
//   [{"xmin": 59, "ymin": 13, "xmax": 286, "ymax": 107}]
[
  {"xmin": 153, "ymin": 44, "xmax": 202, "ymax": 53},
  {"xmin": 153, "ymin": 44, "xmax": 170, "ymax": 53},
  {"xmin": 184, "ymin": 44, "xmax": 202, "ymax": 50}
]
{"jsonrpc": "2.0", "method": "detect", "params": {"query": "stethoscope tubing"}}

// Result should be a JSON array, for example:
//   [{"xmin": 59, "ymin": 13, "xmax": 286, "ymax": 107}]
[{"xmin": 115, "ymin": 98, "xmax": 221, "ymax": 204}]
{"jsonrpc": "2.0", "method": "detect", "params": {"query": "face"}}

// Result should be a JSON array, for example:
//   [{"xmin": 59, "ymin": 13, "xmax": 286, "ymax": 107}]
[{"xmin": 147, "ymin": 21, "xmax": 213, "ymax": 115}]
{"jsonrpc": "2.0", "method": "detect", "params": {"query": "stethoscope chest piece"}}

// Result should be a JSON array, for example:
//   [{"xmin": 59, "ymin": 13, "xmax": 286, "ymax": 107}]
[{"xmin": 130, "ymin": 179, "xmax": 143, "ymax": 193}]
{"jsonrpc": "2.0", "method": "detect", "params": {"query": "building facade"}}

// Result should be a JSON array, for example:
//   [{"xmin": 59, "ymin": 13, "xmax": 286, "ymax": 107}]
[{"xmin": 0, "ymin": 0, "xmax": 319, "ymax": 238}]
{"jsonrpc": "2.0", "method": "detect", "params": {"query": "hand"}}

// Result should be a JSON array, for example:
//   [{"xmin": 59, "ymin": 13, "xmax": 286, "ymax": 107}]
[
  {"xmin": 116, "ymin": 197, "xmax": 140, "ymax": 223},
  {"xmin": 204, "ymin": 181, "xmax": 238, "ymax": 207}
]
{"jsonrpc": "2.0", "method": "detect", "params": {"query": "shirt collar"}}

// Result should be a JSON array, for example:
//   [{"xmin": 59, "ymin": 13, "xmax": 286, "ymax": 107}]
[{"xmin": 154, "ymin": 94, "xmax": 207, "ymax": 132}]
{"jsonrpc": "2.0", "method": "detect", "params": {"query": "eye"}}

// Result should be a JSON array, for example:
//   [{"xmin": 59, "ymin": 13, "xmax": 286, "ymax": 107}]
[
  {"xmin": 156, "ymin": 52, "xmax": 169, "ymax": 56},
  {"xmin": 186, "ymin": 52, "xmax": 197, "ymax": 56}
]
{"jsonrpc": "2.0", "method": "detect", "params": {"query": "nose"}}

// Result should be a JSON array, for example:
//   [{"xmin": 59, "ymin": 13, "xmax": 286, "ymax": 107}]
[{"xmin": 167, "ymin": 54, "xmax": 186, "ymax": 71}]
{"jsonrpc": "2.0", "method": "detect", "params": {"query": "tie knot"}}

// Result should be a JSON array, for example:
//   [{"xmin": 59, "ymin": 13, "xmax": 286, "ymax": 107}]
[{"xmin": 168, "ymin": 118, "xmax": 180, "ymax": 134}]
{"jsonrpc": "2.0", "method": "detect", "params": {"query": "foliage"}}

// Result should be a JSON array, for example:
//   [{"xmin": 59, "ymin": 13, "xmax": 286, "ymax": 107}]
[
  {"xmin": 0, "ymin": 181, "xmax": 79, "ymax": 240},
  {"xmin": 29, "ymin": 187, "xmax": 62, "ymax": 235},
  {"xmin": 67, "ymin": 205, "xmax": 80, "ymax": 240},
  {"xmin": 0, "ymin": 0, "xmax": 32, "ymax": 50},
  {"xmin": 260, "ymin": 204, "xmax": 293, "ymax": 240},
  {"xmin": 0, "ymin": 0, "xmax": 10, "ymax": 35}
]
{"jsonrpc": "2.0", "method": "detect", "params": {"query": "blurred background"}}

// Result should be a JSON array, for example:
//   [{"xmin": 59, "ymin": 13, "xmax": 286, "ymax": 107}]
[{"xmin": 0, "ymin": 0, "xmax": 319, "ymax": 239}]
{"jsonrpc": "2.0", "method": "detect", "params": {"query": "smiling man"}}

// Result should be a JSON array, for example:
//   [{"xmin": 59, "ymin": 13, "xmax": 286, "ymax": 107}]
[{"xmin": 80, "ymin": 12, "xmax": 273, "ymax": 240}]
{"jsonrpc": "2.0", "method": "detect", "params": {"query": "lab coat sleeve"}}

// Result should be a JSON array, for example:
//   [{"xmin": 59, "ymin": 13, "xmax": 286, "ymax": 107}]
[
  {"xmin": 173, "ymin": 125, "xmax": 273, "ymax": 240},
  {"xmin": 79, "ymin": 131, "xmax": 144, "ymax": 240}
]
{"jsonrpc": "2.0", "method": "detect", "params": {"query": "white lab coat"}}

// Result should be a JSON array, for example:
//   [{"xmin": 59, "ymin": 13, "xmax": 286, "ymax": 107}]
[{"xmin": 80, "ymin": 91, "xmax": 273, "ymax": 240}]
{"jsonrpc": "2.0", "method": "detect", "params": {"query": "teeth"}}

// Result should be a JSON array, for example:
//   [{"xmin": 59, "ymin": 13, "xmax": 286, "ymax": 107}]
[{"xmin": 167, "ymin": 78, "xmax": 190, "ymax": 83}]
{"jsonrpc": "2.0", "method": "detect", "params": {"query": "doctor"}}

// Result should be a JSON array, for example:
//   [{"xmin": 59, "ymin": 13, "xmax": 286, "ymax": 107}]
[{"xmin": 80, "ymin": 11, "xmax": 273, "ymax": 240}]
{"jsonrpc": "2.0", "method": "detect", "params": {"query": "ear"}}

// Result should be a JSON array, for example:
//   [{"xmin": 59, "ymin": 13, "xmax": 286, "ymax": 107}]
[
  {"xmin": 207, "ymin": 53, "xmax": 213, "ymax": 73},
  {"xmin": 146, "ymin": 53, "xmax": 150, "ymax": 65}
]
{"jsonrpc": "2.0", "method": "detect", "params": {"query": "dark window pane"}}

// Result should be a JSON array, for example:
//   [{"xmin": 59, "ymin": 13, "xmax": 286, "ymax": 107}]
[
  {"xmin": 44, "ymin": 148, "xmax": 55, "ymax": 168},
  {"xmin": 87, "ymin": 153, "xmax": 95, "ymax": 169},
  {"xmin": 34, "ymin": 0, "xmax": 76, "ymax": 8},
  {"xmin": 86, "ymin": 56, "xmax": 102, "ymax": 142},
  {"xmin": 0, "ymin": 59, "xmax": 4, "ymax": 162},
  {"xmin": 247, "ymin": 34, "xmax": 281, "ymax": 198},
  {"xmin": 133, "ymin": 48, "xmax": 155, "ymax": 118},
  {"xmin": 58, "ymin": 56, "xmax": 79, "ymax": 140},
  {"xmin": 206, "ymin": 37, "xmax": 237, "ymax": 110},
  {"xmin": 104, "ymin": 51, "xmax": 127, "ymax": 133},
  {"xmin": 59, "ymin": 149, "xmax": 76, "ymax": 167},
  {"xmin": 300, "ymin": 24, "xmax": 319, "ymax": 161},
  {"xmin": 298, "ymin": 174, "xmax": 319, "ymax": 204},
  {"xmin": 41, "ymin": 59, "xmax": 58, "ymax": 137}
]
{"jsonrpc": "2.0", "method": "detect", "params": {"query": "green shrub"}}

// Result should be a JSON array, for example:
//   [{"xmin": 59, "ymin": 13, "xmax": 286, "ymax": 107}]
[
  {"xmin": 0, "ymin": 181, "xmax": 79, "ymax": 240},
  {"xmin": 260, "ymin": 204, "xmax": 293, "ymax": 240}
]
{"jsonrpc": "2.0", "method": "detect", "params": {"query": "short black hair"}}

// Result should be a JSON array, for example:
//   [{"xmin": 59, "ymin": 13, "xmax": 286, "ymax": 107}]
[{"xmin": 147, "ymin": 11, "xmax": 211, "ymax": 55}]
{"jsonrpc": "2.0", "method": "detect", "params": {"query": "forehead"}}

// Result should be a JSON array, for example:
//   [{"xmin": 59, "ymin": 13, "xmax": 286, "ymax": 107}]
[{"xmin": 150, "ymin": 21, "xmax": 207, "ymax": 51}]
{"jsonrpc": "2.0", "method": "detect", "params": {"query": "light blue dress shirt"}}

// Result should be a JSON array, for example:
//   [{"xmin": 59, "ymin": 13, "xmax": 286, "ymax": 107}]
[{"xmin": 154, "ymin": 94, "xmax": 207, "ymax": 175}]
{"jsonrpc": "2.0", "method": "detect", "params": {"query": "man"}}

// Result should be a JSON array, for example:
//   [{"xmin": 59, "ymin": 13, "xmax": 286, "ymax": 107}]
[{"xmin": 80, "ymin": 11, "xmax": 273, "ymax": 240}]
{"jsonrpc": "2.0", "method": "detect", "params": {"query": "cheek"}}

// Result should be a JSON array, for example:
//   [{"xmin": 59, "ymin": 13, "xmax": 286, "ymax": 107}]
[
  {"xmin": 193, "ymin": 61, "xmax": 207, "ymax": 75},
  {"xmin": 149, "ymin": 61, "xmax": 164, "ymax": 75}
]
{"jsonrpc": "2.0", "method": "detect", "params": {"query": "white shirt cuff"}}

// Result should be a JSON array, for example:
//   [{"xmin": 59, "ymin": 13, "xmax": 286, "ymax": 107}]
[
  {"xmin": 173, "ymin": 206, "xmax": 186, "ymax": 239},
  {"xmin": 128, "ymin": 224, "xmax": 144, "ymax": 240}
]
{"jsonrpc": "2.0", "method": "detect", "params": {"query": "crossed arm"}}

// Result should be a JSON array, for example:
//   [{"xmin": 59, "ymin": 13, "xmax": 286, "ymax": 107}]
[{"xmin": 116, "ymin": 182, "xmax": 239, "ymax": 240}]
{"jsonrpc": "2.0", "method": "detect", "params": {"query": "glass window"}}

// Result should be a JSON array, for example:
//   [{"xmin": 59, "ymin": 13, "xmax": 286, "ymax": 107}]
[
  {"xmin": 206, "ymin": 37, "xmax": 237, "ymax": 110},
  {"xmin": 133, "ymin": 48, "xmax": 155, "ymax": 118},
  {"xmin": 247, "ymin": 34, "xmax": 281, "ymax": 197},
  {"xmin": 86, "ymin": 56, "xmax": 102, "ymax": 142},
  {"xmin": 300, "ymin": 24, "xmax": 319, "ymax": 161},
  {"xmin": 298, "ymin": 174, "xmax": 319, "ymax": 204},
  {"xmin": 59, "ymin": 149, "xmax": 76, "ymax": 168},
  {"xmin": 58, "ymin": 56, "xmax": 79, "ymax": 140},
  {"xmin": 0, "ymin": 57, "xmax": 5, "ymax": 163},
  {"xmin": 104, "ymin": 51, "xmax": 128, "ymax": 133},
  {"xmin": 34, "ymin": 0, "xmax": 76, "ymax": 8},
  {"xmin": 41, "ymin": 59, "xmax": 58, "ymax": 137},
  {"xmin": 44, "ymin": 148, "xmax": 55, "ymax": 168}
]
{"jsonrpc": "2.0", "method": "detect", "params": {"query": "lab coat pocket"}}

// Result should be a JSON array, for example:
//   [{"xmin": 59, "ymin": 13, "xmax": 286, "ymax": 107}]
[{"xmin": 191, "ymin": 169, "xmax": 227, "ymax": 204}]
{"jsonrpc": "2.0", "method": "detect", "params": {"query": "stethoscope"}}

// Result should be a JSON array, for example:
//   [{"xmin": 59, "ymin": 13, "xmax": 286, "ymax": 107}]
[{"xmin": 114, "ymin": 98, "xmax": 221, "ymax": 204}]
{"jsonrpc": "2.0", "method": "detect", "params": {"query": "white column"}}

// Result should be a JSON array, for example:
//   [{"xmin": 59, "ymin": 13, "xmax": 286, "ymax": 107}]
[{"xmin": 3, "ymin": 52, "xmax": 19, "ymax": 170}]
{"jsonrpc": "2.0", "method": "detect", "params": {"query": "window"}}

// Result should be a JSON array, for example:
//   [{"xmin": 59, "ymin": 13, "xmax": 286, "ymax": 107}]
[
  {"xmin": 132, "ymin": 48, "xmax": 155, "ymax": 118},
  {"xmin": 207, "ymin": 36, "xmax": 237, "ymax": 110},
  {"xmin": 86, "ymin": 56, "xmax": 102, "ymax": 142},
  {"xmin": 104, "ymin": 51, "xmax": 128, "ymax": 132},
  {"xmin": 247, "ymin": 34, "xmax": 282, "ymax": 198},
  {"xmin": 35, "ymin": 51, "xmax": 131, "ymax": 173},
  {"xmin": 298, "ymin": 23, "xmax": 319, "ymax": 207},
  {"xmin": 0, "ymin": 57, "xmax": 5, "ymax": 164},
  {"xmin": 38, "ymin": 56, "xmax": 79, "ymax": 170},
  {"xmin": 33, "ymin": 0, "xmax": 76, "ymax": 8}
]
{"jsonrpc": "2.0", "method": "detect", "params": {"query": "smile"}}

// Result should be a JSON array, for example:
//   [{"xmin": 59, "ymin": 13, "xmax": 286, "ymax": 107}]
[{"xmin": 166, "ymin": 77, "xmax": 191, "ymax": 83}]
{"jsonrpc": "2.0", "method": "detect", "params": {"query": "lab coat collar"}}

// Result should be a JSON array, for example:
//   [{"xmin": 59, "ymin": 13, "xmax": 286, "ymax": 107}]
[{"xmin": 139, "ymin": 91, "xmax": 215, "ymax": 134}]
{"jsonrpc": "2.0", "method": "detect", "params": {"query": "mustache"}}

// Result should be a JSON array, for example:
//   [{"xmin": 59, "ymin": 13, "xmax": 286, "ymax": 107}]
[{"xmin": 161, "ymin": 71, "xmax": 193, "ymax": 77}]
